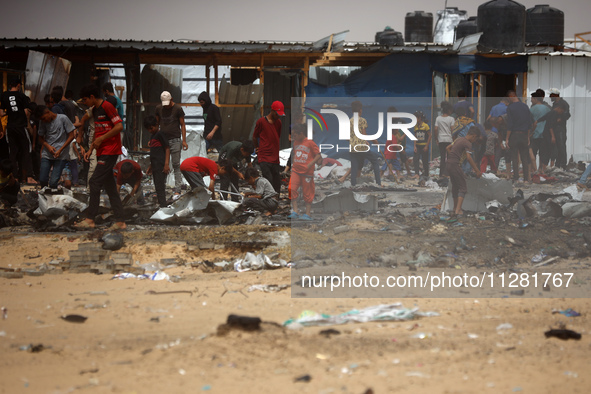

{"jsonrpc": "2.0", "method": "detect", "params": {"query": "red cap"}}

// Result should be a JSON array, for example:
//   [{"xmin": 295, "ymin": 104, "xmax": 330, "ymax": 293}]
[{"xmin": 271, "ymin": 101, "xmax": 285, "ymax": 116}]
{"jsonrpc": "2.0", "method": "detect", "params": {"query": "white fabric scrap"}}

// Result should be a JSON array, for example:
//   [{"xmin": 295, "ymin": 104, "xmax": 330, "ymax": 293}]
[{"xmin": 284, "ymin": 303, "xmax": 439, "ymax": 327}]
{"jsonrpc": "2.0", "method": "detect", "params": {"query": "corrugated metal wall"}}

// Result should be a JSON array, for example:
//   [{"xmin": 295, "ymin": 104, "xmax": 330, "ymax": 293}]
[{"xmin": 527, "ymin": 55, "xmax": 591, "ymax": 162}]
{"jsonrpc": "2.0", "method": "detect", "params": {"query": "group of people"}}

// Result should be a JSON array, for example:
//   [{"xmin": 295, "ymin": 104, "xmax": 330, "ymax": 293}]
[{"xmin": 2, "ymin": 78, "xmax": 587, "ymax": 224}]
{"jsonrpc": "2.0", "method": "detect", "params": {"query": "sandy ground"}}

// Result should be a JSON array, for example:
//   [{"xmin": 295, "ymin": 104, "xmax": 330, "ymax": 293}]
[{"xmin": 1, "ymin": 227, "xmax": 590, "ymax": 394}]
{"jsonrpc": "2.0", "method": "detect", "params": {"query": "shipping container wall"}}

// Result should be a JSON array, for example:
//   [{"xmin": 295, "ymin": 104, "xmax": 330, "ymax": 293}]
[{"xmin": 527, "ymin": 55, "xmax": 591, "ymax": 162}]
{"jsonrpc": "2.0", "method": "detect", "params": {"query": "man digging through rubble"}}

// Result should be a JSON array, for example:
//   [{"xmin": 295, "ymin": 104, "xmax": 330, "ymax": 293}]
[
  {"xmin": 180, "ymin": 156, "xmax": 232, "ymax": 196},
  {"xmin": 242, "ymin": 167, "xmax": 278, "ymax": 216},
  {"xmin": 74, "ymin": 84, "xmax": 126, "ymax": 230},
  {"xmin": 446, "ymin": 126, "xmax": 482, "ymax": 216}
]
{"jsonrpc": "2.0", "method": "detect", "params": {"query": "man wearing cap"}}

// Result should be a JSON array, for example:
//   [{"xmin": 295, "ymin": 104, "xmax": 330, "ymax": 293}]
[
  {"xmin": 253, "ymin": 101, "xmax": 284, "ymax": 193},
  {"xmin": 549, "ymin": 88, "xmax": 570, "ymax": 169},
  {"xmin": 155, "ymin": 91, "xmax": 187, "ymax": 188},
  {"xmin": 0, "ymin": 78, "xmax": 35, "ymax": 184}
]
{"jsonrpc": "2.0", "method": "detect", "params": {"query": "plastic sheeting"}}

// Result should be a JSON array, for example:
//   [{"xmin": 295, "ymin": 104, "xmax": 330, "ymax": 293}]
[{"xmin": 283, "ymin": 303, "xmax": 439, "ymax": 327}]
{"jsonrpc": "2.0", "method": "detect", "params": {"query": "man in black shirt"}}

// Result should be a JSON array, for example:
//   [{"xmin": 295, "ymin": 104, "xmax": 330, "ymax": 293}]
[
  {"xmin": 548, "ymin": 88, "xmax": 570, "ymax": 169},
  {"xmin": 198, "ymin": 91, "xmax": 223, "ymax": 152},
  {"xmin": 0, "ymin": 78, "xmax": 35, "ymax": 183}
]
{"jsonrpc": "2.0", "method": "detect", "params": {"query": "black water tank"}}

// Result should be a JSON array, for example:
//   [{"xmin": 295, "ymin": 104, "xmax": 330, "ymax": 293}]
[
  {"xmin": 405, "ymin": 11, "xmax": 434, "ymax": 42},
  {"xmin": 477, "ymin": 0, "xmax": 526, "ymax": 52},
  {"xmin": 455, "ymin": 17, "xmax": 478, "ymax": 40},
  {"xmin": 525, "ymin": 4, "xmax": 564, "ymax": 46},
  {"xmin": 376, "ymin": 27, "xmax": 404, "ymax": 46}
]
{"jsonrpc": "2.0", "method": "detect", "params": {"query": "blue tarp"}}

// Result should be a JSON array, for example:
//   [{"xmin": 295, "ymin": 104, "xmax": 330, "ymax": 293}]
[{"xmin": 306, "ymin": 53, "xmax": 529, "ymax": 98}]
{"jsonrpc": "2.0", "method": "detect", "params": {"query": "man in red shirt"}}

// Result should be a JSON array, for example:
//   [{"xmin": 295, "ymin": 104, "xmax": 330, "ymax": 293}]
[
  {"xmin": 180, "ymin": 156, "xmax": 231, "ymax": 196},
  {"xmin": 75, "ymin": 84, "xmax": 126, "ymax": 230},
  {"xmin": 113, "ymin": 159, "xmax": 144, "ymax": 206},
  {"xmin": 253, "ymin": 101, "xmax": 284, "ymax": 193}
]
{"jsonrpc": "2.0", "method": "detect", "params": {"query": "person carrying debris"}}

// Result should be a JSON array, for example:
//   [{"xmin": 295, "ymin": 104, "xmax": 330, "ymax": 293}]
[
  {"xmin": 180, "ymin": 156, "xmax": 231, "ymax": 196},
  {"xmin": 34, "ymin": 105, "xmax": 77, "ymax": 189},
  {"xmin": 242, "ymin": 167, "xmax": 278, "ymax": 216},
  {"xmin": 253, "ymin": 100, "xmax": 284, "ymax": 194},
  {"xmin": 144, "ymin": 115, "xmax": 170, "ymax": 207},
  {"xmin": 0, "ymin": 159, "xmax": 19, "ymax": 207},
  {"xmin": 198, "ymin": 91, "xmax": 223, "ymax": 153},
  {"xmin": 155, "ymin": 91, "xmax": 188, "ymax": 189},
  {"xmin": 288, "ymin": 124, "xmax": 321, "ymax": 220},
  {"xmin": 113, "ymin": 159, "xmax": 145, "ymax": 206},
  {"xmin": 218, "ymin": 140, "xmax": 255, "ymax": 201},
  {"xmin": 75, "ymin": 84, "xmax": 126, "ymax": 230},
  {"xmin": 446, "ymin": 126, "xmax": 482, "ymax": 216}
]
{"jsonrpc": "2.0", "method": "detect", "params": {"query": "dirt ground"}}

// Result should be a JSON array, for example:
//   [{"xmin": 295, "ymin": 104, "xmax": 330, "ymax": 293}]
[{"xmin": 1, "ymin": 178, "xmax": 591, "ymax": 393}]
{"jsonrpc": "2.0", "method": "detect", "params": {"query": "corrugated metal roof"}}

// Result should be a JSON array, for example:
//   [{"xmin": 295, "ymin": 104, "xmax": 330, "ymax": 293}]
[
  {"xmin": 0, "ymin": 38, "xmax": 322, "ymax": 53},
  {"xmin": 0, "ymin": 37, "xmax": 457, "ymax": 54}
]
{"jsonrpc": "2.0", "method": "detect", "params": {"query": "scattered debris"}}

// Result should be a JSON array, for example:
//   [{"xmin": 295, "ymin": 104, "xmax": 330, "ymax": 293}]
[
  {"xmin": 217, "ymin": 314, "xmax": 262, "ymax": 335},
  {"xmin": 61, "ymin": 314, "xmax": 88, "ymax": 323},
  {"xmin": 319, "ymin": 329, "xmax": 341, "ymax": 338},
  {"xmin": 552, "ymin": 308, "xmax": 581, "ymax": 317},
  {"xmin": 545, "ymin": 329, "xmax": 582, "ymax": 340},
  {"xmin": 247, "ymin": 284, "xmax": 289, "ymax": 293},
  {"xmin": 294, "ymin": 374, "xmax": 312, "ymax": 383},
  {"xmin": 102, "ymin": 232, "xmax": 124, "ymax": 250}
]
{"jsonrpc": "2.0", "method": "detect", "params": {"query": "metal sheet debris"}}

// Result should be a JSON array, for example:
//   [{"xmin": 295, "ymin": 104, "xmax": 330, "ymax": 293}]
[{"xmin": 442, "ymin": 178, "xmax": 513, "ymax": 213}]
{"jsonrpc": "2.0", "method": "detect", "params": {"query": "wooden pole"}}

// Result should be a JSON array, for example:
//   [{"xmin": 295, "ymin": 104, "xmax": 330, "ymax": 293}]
[
  {"xmin": 214, "ymin": 57, "xmax": 219, "ymax": 106},
  {"xmin": 259, "ymin": 55, "xmax": 265, "ymax": 117}
]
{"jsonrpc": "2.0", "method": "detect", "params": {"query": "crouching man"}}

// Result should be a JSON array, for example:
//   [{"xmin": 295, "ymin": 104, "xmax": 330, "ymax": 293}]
[{"xmin": 241, "ymin": 167, "xmax": 278, "ymax": 216}]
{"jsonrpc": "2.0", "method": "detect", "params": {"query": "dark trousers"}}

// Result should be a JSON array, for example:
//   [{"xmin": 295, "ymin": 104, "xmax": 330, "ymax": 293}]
[
  {"xmin": 87, "ymin": 155, "xmax": 124, "ymax": 221},
  {"xmin": 259, "ymin": 161, "xmax": 282, "ymax": 193},
  {"xmin": 351, "ymin": 151, "xmax": 381, "ymax": 186},
  {"xmin": 220, "ymin": 170, "xmax": 240, "ymax": 201},
  {"xmin": 438, "ymin": 142, "xmax": 451, "ymax": 176},
  {"xmin": 242, "ymin": 197, "xmax": 278, "ymax": 213},
  {"xmin": 413, "ymin": 145, "xmax": 430, "ymax": 178},
  {"xmin": 447, "ymin": 162, "xmax": 467, "ymax": 199},
  {"xmin": 152, "ymin": 161, "xmax": 167, "ymax": 207},
  {"xmin": 509, "ymin": 132, "xmax": 530, "ymax": 181},
  {"xmin": 6, "ymin": 126, "xmax": 33, "ymax": 182},
  {"xmin": 555, "ymin": 131, "xmax": 567, "ymax": 169},
  {"xmin": 206, "ymin": 138, "xmax": 224, "ymax": 152},
  {"xmin": 181, "ymin": 170, "xmax": 206, "ymax": 190}
]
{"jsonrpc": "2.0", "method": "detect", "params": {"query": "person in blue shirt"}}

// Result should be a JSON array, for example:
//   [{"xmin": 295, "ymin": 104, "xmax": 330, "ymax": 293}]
[{"xmin": 529, "ymin": 92, "xmax": 551, "ymax": 174}]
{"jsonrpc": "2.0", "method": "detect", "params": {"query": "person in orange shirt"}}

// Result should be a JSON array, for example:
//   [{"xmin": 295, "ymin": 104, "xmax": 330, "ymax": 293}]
[{"xmin": 288, "ymin": 124, "xmax": 321, "ymax": 220}]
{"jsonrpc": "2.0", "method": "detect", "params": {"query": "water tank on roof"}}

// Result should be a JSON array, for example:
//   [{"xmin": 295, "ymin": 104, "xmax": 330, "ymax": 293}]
[
  {"xmin": 455, "ymin": 17, "xmax": 478, "ymax": 40},
  {"xmin": 405, "ymin": 11, "xmax": 434, "ymax": 42},
  {"xmin": 376, "ymin": 27, "xmax": 404, "ymax": 46},
  {"xmin": 477, "ymin": 0, "xmax": 526, "ymax": 52},
  {"xmin": 434, "ymin": 7, "xmax": 468, "ymax": 44},
  {"xmin": 525, "ymin": 4, "xmax": 564, "ymax": 47}
]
